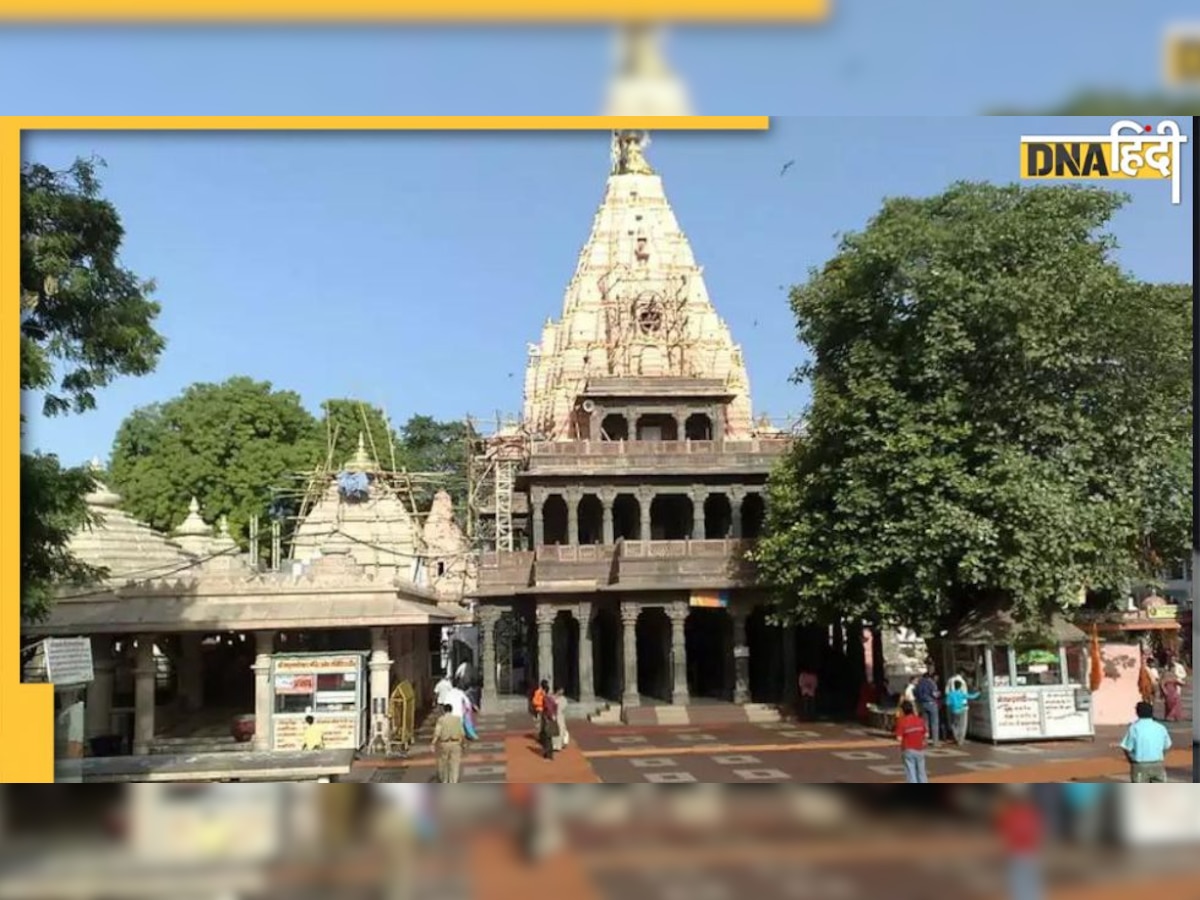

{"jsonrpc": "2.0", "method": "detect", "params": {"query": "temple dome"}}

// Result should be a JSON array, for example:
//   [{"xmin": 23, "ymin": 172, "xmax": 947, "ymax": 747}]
[
  {"xmin": 289, "ymin": 435, "xmax": 420, "ymax": 578},
  {"xmin": 67, "ymin": 462, "xmax": 194, "ymax": 583}
]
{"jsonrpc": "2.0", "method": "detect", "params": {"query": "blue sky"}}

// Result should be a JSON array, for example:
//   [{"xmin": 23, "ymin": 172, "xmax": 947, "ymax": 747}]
[
  {"xmin": 1, "ymin": 1, "xmax": 1199, "ymax": 117},
  {"xmin": 22, "ymin": 117, "xmax": 1193, "ymax": 465}
]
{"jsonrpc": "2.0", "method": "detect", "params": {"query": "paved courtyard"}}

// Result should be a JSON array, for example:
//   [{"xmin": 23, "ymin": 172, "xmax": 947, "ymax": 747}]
[{"xmin": 351, "ymin": 714, "xmax": 1193, "ymax": 783}]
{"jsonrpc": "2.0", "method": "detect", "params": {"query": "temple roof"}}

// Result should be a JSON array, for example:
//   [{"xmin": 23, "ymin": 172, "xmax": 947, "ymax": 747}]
[
  {"xmin": 522, "ymin": 138, "xmax": 754, "ymax": 439},
  {"xmin": 67, "ymin": 463, "xmax": 195, "ymax": 583}
]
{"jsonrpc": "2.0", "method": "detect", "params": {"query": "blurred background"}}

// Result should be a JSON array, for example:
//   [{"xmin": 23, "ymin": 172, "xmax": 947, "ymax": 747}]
[
  {"xmin": 1, "ymin": 784, "xmax": 1199, "ymax": 899},
  {"xmin": 1, "ymin": 4, "xmax": 1200, "ymax": 115}
]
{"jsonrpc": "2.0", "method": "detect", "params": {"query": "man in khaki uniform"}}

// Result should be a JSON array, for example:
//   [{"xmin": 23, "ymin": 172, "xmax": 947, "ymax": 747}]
[{"xmin": 431, "ymin": 703, "xmax": 465, "ymax": 783}]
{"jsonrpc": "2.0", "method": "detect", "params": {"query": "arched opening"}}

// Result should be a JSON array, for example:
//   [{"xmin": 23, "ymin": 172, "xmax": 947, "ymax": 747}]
[
  {"xmin": 650, "ymin": 494, "xmax": 693, "ymax": 541},
  {"xmin": 542, "ymin": 494, "xmax": 568, "ymax": 545},
  {"xmin": 684, "ymin": 413, "xmax": 714, "ymax": 441},
  {"xmin": 703, "ymin": 494, "xmax": 733, "ymax": 539},
  {"xmin": 636, "ymin": 607, "xmax": 672, "ymax": 703},
  {"xmin": 591, "ymin": 604, "xmax": 622, "ymax": 702},
  {"xmin": 494, "ymin": 608, "xmax": 535, "ymax": 697},
  {"xmin": 686, "ymin": 609, "xmax": 733, "ymax": 701},
  {"xmin": 747, "ymin": 607, "xmax": 783, "ymax": 703},
  {"xmin": 577, "ymin": 494, "xmax": 604, "ymax": 545},
  {"xmin": 741, "ymin": 493, "xmax": 766, "ymax": 539},
  {"xmin": 613, "ymin": 493, "xmax": 641, "ymax": 541},
  {"xmin": 600, "ymin": 414, "xmax": 629, "ymax": 441},
  {"xmin": 552, "ymin": 610, "xmax": 581, "ymax": 699},
  {"xmin": 635, "ymin": 414, "xmax": 678, "ymax": 442}
]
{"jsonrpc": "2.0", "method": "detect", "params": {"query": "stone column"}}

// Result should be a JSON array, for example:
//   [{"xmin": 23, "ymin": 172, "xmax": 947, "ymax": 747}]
[
  {"xmin": 620, "ymin": 602, "xmax": 641, "ymax": 708},
  {"xmin": 369, "ymin": 627, "xmax": 393, "ymax": 746},
  {"xmin": 577, "ymin": 601, "xmax": 595, "ymax": 704},
  {"xmin": 177, "ymin": 632, "xmax": 204, "ymax": 713},
  {"xmin": 691, "ymin": 488, "xmax": 707, "ymax": 540},
  {"xmin": 638, "ymin": 489, "xmax": 653, "ymax": 542},
  {"xmin": 478, "ymin": 606, "xmax": 502, "ymax": 710},
  {"xmin": 252, "ymin": 631, "xmax": 275, "ymax": 753},
  {"xmin": 667, "ymin": 602, "xmax": 690, "ymax": 706},
  {"xmin": 86, "ymin": 635, "xmax": 115, "ymax": 740},
  {"xmin": 729, "ymin": 487, "xmax": 746, "ymax": 539},
  {"xmin": 600, "ymin": 490, "xmax": 616, "ymax": 545},
  {"xmin": 536, "ymin": 604, "xmax": 556, "ymax": 688},
  {"xmin": 566, "ymin": 489, "xmax": 581, "ymax": 546},
  {"xmin": 132, "ymin": 636, "xmax": 157, "ymax": 756},
  {"xmin": 531, "ymin": 492, "xmax": 546, "ymax": 548},
  {"xmin": 732, "ymin": 607, "xmax": 751, "ymax": 704},
  {"xmin": 673, "ymin": 411, "xmax": 686, "ymax": 441}
]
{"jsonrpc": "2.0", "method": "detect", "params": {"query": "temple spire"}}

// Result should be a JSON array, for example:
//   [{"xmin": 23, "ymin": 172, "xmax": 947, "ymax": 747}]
[{"xmin": 604, "ymin": 24, "xmax": 692, "ymax": 177}]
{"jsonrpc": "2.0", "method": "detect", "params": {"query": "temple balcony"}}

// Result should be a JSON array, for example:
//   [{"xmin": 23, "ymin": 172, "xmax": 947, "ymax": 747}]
[
  {"xmin": 524, "ymin": 437, "xmax": 791, "ymax": 477},
  {"xmin": 474, "ymin": 538, "xmax": 758, "ymax": 596}
]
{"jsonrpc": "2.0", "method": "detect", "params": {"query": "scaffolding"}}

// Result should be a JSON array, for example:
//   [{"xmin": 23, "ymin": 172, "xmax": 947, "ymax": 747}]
[{"xmin": 465, "ymin": 413, "xmax": 532, "ymax": 554}]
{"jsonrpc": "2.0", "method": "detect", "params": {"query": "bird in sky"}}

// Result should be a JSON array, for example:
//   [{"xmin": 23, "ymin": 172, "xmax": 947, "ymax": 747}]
[{"xmin": 780, "ymin": 160, "xmax": 795, "ymax": 176}]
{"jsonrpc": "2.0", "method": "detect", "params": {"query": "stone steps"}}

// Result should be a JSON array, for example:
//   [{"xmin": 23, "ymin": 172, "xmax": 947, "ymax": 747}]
[{"xmin": 621, "ymin": 702, "xmax": 783, "ymax": 727}]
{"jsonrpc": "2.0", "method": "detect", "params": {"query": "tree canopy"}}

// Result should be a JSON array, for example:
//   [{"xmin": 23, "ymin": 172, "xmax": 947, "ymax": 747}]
[
  {"xmin": 754, "ymin": 182, "xmax": 1192, "ymax": 636},
  {"xmin": 109, "ymin": 380, "xmax": 473, "ymax": 547},
  {"xmin": 21, "ymin": 158, "xmax": 165, "ymax": 621},
  {"xmin": 109, "ymin": 377, "xmax": 321, "ymax": 542}
]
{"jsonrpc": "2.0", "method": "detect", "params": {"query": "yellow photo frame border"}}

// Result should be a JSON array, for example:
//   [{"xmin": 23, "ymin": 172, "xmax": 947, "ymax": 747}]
[
  {"xmin": 0, "ymin": 0, "xmax": 830, "ymax": 22},
  {"xmin": 2, "ymin": 114, "xmax": 769, "ymax": 782}
]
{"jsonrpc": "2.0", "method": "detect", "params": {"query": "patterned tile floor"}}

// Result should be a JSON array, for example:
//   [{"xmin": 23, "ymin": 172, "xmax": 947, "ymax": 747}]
[{"xmin": 353, "ymin": 718, "xmax": 1193, "ymax": 783}]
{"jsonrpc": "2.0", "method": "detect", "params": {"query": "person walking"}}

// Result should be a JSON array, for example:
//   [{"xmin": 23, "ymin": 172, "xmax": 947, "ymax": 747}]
[
  {"xmin": 945, "ymin": 675, "xmax": 980, "ymax": 746},
  {"xmin": 1161, "ymin": 659, "xmax": 1185, "ymax": 722},
  {"xmin": 552, "ymin": 687, "xmax": 570, "ymax": 752},
  {"xmin": 894, "ymin": 700, "xmax": 929, "ymax": 783},
  {"xmin": 1119, "ymin": 701, "xmax": 1173, "ymax": 782},
  {"xmin": 431, "ymin": 702, "xmax": 465, "ymax": 783},
  {"xmin": 536, "ymin": 680, "xmax": 559, "ymax": 760},
  {"xmin": 914, "ymin": 668, "xmax": 941, "ymax": 748}
]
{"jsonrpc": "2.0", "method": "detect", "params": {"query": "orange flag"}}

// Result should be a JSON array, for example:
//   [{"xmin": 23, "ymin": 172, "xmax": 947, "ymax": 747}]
[{"xmin": 1088, "ymin": 624, "xmax": 1103, "ymax": 692}]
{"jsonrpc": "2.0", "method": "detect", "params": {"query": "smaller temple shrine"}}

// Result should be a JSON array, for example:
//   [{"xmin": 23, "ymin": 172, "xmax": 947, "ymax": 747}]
[{"xmin": 26, "ymin": 441, "xmax": 475, "ymax": 759}]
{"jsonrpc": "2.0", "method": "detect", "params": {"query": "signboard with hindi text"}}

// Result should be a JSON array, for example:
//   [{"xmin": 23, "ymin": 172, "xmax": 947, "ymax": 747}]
[
  {"xmin": 690, "ymin": 590, "xmax": 729, "ymax": 609},
  {"xmin": 272, "ymin": 713, "xmax": 359, "ymax": 752},
  {"xmin": 43, "ymin": 637, "xmax": 94, "ymax": 688}
]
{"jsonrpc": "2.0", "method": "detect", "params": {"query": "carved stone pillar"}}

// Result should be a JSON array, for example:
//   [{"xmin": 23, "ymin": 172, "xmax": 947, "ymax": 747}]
[
  {"xmin": 478, "ymin": 606, "xmax": 502, "ymax": 709},
  {"xmin": 731, "ymin": 607, "xmax": 751, "ymax": 704},
  {"xmin": 691, "ymin": 488, "xmax": 707, "ymax": 540},
  {"xmin": 132, "ymin": 636, "xmax": 157, "ymax": 756},
  {"xmin": 667, "ymin": 602, "xmax": 690, "ymax": 706},
  {"xmin": 620, "ymin": 602, "xmax": 641, "ymax": 707},
  {"xmin": 531, "ymin": 491, "xmax": 546, "ymax": 548},
  {"xmin": 536, "ymin": 604, "xmax": 556, "ymax": 688},
  {"xmin": 566, "ymin": 489, "xmax": 582, "ymax": 546},
  {"xmin": 638, "ymin": 489, "xmax": 653, "ymax": 542},
  {"xmin": 600, "ymin": 490, "xmax": 616, "ymax": 545},
  {"xmin": 369, "ymin": 627, "xmax": 392, "ymax": 745},
  {"xmin": 86, "ymin": 636, "xmax": 115, "ymax": 740},
  {"xmin": 578, "ymin": 601, "xmax": 595, "ymax": 704},
  {"xmin": 729, "ymin": 487, "xmax": 746, "ymax": 539},
  {"xmin": 177, "ymin": 632, "xmax": 204, "ymax": 713},
  {"xmin": 252, "ymin": 630, "xmax": 276, "ymax": 752},
  {"xmin": 674, "ymin": 411, "xmax": 686, "ymax": 441}
]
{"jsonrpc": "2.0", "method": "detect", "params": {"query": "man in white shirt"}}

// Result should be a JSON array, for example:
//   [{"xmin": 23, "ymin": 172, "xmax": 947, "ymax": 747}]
[
  {"xmin": 433, "ymin": 673, "xmax": 453, "ymax": 707},
  {"xmin": 444, "ymin": 684, "xmax": 472, "ymax": 720}
]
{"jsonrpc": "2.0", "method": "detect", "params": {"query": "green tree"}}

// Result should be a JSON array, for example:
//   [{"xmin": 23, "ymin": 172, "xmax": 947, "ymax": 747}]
[
  {"xmin": 109, "ymin": 377, "xmax": 321, "ymax": 544},
  {"xmin": 755, "ymin": 182, "xmax": 1192, "ymax": 636},
  {"xmin": 396, "ymin": 414, "xmax": 470, "ymax": 512},
  {"xmin": 21, "ymin": 158, "xmax": 165, "ymax": 620}
]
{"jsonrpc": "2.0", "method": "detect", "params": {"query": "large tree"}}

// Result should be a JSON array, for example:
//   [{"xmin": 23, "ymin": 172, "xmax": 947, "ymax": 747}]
[
  {"xmin": 318, "ymin": 398, "xmax": 402, "ymax": 469},
  {"xmin": 21, "ymin": 158, "xmax": 165, "ymax": 621},
  {"xmin": 109, "ymin": 377, "xmax": 321, "ymax": 543},
  {"xmin": 395, "ymin": 414, "xmax": 469, "ymax": 512},
  {"xmin": 755, "ymin": 182, "xmax": 1191, "ymax": 636}
]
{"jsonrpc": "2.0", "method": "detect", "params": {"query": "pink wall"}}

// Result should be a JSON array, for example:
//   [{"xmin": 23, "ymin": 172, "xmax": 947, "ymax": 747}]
[{"xmin": 1092, "ymin": 641, "xmax": 1143, "ymax": 726}]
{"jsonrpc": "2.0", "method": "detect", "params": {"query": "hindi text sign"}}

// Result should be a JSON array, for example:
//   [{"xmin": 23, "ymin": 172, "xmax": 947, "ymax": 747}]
[
  {"xmin": 1020, "ymin": 120, "xmax": 1187, "ymax": 204},
  {"xmin": 43, "ymin": 637, "xmax": 94, "ymax": 687}
]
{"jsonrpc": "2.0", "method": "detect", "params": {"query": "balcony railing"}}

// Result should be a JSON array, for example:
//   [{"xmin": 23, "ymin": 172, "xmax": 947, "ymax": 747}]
[{"xmin": 528, "ymin": 438, "xmax": 792, "ymax": 458}]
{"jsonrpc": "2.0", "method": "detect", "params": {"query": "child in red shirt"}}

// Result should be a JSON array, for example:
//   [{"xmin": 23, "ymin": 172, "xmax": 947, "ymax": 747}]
[{"xmin": 894, "ymin": 700, "xmax": 929, "ymax": 783}]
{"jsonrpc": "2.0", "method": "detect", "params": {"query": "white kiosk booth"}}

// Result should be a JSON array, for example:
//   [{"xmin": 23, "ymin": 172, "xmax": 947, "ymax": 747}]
[
  {"xmin": 269, "ymin": 652, "xmax": 369, "ymax": 752},
  {"xmin": 942, "ymin": 609, "xmax": 1094, "ymax": 743}
]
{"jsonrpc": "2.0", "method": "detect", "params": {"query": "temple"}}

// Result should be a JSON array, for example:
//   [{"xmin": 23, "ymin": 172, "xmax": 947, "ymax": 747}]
[{"xmin": 472, "ymin": 131, "xmax": 797, "ymax": 725}]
